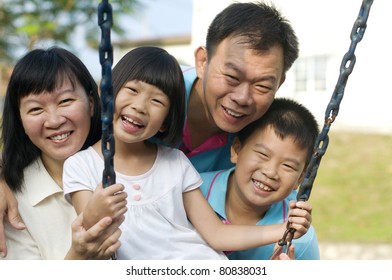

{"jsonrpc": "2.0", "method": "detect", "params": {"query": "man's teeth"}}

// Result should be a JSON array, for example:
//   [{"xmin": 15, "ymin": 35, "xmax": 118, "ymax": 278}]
[
  {"xmin": 225, "ymin": 108, "xmax": 243, "ymax": 117},
  {"xmin": 123, "ymin": 116, "xmax": 142, "ymax": 126},
  {"xmin": 50, "ymin": 132, "xmax": 70, "ymax": 141},
  {"xmin": 253, "ymin": 180, "xmax": 273, "ymax": 191}
]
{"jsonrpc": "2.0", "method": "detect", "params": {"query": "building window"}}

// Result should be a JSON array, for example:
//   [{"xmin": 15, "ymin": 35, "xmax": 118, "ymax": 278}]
[{"xmin": 295, "ymin": 56, "xmax": 327, "ymax": 92}]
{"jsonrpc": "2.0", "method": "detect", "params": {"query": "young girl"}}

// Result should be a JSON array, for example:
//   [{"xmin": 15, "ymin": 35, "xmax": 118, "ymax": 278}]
[{"xmin": 63, "ymin": 46, "xmax": 312, "ymax": 260}]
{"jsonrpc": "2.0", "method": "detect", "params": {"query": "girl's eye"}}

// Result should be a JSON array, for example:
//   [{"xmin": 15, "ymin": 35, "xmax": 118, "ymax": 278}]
[
  {"xmin": 59, "ymin": 98, "xmax": 73, "ymax": 105},
  {"xmin": 126, "ymin": 87, "xmax": 137, "ymax": 94}
]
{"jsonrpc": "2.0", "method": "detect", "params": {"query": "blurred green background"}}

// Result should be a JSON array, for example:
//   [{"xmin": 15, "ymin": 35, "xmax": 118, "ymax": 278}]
[{"xmin": 311, "ymin": 131, "xmax": 392, "ymax": 243}]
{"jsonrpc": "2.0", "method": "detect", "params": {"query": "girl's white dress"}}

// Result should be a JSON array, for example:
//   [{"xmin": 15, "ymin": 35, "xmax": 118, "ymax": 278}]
[{"xmin": 63, "ymin": 145, "xmax": 227, "ymax": 260}]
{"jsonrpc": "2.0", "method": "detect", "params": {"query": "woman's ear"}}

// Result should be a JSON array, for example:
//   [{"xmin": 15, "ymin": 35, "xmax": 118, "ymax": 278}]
[
  {"xmin": 194, "ymin": 46, "xmax": 208, "ymax": 79},
  {"xmin": 230, "ymin": 137, "xmax": 242, "ymax": 164}
]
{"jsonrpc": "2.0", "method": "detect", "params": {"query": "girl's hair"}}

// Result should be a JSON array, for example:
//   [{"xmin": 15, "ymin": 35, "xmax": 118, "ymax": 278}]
[
  {"xmin": 236, "ymin": 98, "xmax": 319, "ymax": 167},
  {"xmin": 112, "ymin": 46, "xmax": 185, "ymax": 147},
  {"xmin": 1, "ymin": 47, "xmax": 101, "ymax": 193}
]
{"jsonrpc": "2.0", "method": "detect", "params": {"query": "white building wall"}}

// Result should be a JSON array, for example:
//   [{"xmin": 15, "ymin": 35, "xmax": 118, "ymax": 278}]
[{"xmin": 191, "ymin": 0, "xmax": 391, "ymax": 133}]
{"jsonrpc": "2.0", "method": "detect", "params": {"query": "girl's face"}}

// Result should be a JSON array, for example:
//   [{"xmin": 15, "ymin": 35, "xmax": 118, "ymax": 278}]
[
  {"xmin": 230, "ymin": 125, "xmax": 307, "ymax": 211},
  {"xmin": 19, "ymin": 78, "xmax": 93, "ymax": 166},
  {"xmin": 114, "ymin": 80, "xmax": 170, "ymax": 144}
]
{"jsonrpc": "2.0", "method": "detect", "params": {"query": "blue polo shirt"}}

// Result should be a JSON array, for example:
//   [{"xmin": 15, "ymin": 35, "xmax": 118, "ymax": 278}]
[{"xmin": 200, "ymin": 168, "xmax": 320, "ymax": 260}]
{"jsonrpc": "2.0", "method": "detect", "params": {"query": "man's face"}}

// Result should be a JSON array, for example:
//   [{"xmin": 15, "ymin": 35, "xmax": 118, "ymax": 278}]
[{"xmin": 198, "ymin": 36, "xmax": 285, "ymax": 133}]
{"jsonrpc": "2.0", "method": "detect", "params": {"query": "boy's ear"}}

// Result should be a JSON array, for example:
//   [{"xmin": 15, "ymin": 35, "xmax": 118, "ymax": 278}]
[
  {"xmin": 230, "ymin": 137, "xmax": 242, "ymax": 164},
  {"xmin": 194, "ymin": 46, "xmax": 208, "ymax": 79}
]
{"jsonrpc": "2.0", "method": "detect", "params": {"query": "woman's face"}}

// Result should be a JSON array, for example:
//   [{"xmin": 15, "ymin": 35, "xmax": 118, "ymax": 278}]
[{"xmin": 19, "ymin": 78, "xmax": 93, "ymax": 165}]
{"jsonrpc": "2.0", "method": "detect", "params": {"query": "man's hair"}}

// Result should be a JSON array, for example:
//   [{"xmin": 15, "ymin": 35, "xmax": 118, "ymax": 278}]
[{"xmin": 206, "ymin": 1, "xmax": 299, "ymax": 73}]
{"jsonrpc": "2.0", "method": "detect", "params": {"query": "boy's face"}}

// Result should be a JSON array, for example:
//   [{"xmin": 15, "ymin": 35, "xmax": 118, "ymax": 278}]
[
  {"xmin": 230, "ymin": 125, "xmax": 307, "ymax": 210},
  {"xmin": 195, "ymin": 36, "xmax": 285, "ymax": 133}
]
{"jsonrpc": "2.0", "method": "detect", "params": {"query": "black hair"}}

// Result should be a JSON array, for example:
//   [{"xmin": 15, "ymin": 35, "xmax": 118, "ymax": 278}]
[
  {"xmin": 206, "ymin": 1, "xmax": 299, "ymax": 73},
  {"xmin": 236, "ymin": 98, "xmax": 319, "ymax": 167},
  {"xmin": 1, "ymin": 47, "xmax": 101, "ymax": 192},
  {"xmin": 111, "ymin": 46, "xmax": 185, "ymax": 147}
]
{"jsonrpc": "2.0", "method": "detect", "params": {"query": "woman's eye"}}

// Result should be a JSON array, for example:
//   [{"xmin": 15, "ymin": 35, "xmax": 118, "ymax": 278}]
[{"xmin": 28, "ymin": 107, "xmax": 43, "ymax": 114}]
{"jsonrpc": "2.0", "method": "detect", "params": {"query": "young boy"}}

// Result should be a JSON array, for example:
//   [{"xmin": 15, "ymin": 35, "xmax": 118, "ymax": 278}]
[{"xmin": 200, "ymin": 98, "xmax": 320, "ymax": 260}]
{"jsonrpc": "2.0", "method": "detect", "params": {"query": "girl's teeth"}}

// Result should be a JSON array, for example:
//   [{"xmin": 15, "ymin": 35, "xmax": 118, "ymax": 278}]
[{"xmin": 123, "ymin": 116, "xmax": 142, "ymax": 126}]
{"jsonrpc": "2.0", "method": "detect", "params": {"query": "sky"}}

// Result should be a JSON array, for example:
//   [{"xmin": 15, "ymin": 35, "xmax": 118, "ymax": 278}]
[{"xmin": 78, "ymin": 0, "xmax": 193, "ymax": 79}]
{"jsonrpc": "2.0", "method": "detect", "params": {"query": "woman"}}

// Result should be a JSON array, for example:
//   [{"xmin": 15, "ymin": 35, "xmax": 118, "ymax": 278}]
[{"xmin": 0, "ymin": 47, "xmax": 123, "ymax": 259}]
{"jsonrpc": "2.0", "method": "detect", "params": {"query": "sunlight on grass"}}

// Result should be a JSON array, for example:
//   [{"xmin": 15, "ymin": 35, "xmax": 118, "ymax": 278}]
[{"xmin": 310, "ymin": 132, "xmax": 392, "ymax": 243}]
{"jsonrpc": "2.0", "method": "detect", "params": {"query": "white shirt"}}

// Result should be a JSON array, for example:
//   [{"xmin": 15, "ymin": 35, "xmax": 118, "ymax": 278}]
[
  {"xmin": 63, "ymin": 145, "xmax": 227, "ymax": 260},
  {"xmin": 4, "ymin": 158, "xmax": 76, "ymax": 259}
]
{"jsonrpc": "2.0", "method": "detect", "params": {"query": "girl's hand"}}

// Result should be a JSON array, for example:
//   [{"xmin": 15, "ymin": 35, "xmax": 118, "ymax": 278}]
[
  {"xmin": 287, "ymin": 200, "xmax": 312, "ymax": 239},
  {"xmin": 83, "ymin": 183, "xmax": 128, "ymax": 229}
]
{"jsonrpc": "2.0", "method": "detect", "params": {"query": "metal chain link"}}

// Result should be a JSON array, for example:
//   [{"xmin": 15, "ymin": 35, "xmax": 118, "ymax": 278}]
[
  {"xmin": 272, "ymin": 0, "xmax": 374, "ymax": 258},
  {"xmin": 98, "ymin": 0, "xmax": 116, "ymax": 188},
  {"xmin": 297, "ymin": 0, "xmax": 374, "ymax": 202}
]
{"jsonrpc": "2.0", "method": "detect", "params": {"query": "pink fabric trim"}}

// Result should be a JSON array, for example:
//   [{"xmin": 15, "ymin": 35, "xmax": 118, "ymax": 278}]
[
  {"xmin": 180, "ymin": 119, "xmax": 228, "ymax": 158},
  {"xmin": 206, "ymin": 170, "xmax": 223, "ymax": 201}
]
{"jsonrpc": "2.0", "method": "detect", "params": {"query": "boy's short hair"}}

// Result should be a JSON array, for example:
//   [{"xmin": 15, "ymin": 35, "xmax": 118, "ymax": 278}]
[{"xmin": 236, "ymin": 98, "xmax": 319, "ymax": 167}]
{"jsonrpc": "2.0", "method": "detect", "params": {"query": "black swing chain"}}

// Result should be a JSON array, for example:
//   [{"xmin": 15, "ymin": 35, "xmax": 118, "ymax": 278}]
[
  {"xmin": 98, "ymin": 0, "xmax": 116, "ymax": 188},
  {"xmin": 272, "ymin": 0, "xmax": 374, "ymax": 258}
]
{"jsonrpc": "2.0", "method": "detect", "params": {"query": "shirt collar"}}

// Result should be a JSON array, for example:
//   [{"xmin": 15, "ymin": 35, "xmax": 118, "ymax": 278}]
[{"xmin": 22, "ymin": 157, "xmax": 64, "ymax": 206}]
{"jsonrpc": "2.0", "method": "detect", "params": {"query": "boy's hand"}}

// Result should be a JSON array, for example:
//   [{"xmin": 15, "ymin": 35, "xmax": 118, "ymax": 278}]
[
  {"xmin": 287, "ymin": 200, "xmax": 312, "ymax": 239},
  {"xmin": 83, "ymin": 183, "xmax": 128, "ymax": 229}
]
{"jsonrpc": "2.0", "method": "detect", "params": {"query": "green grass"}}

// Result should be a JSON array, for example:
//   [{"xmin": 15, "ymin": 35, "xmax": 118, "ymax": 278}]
[{"xmin": 310, "ymin": 131, "xmax": 392, "ymax": 243}]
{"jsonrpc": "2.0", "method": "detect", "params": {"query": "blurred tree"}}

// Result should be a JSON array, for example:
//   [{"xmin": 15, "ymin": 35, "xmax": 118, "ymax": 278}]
[{"xmin": 0, "ymin": 0, "xmax": 141, "ymax": 65}]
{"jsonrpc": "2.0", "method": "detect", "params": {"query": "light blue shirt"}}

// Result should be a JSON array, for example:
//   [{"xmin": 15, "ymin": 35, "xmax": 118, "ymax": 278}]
[{"xmin": 200, "ymin": 168, "xmax": 320, "ymax": 260}]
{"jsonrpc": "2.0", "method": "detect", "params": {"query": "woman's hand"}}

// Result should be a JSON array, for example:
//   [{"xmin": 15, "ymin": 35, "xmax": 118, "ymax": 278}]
[
  {"xmin": 0, "ymin": 180, "xmax": 25, "ymax": 257},
  {"xmin": 65, "ymin": 213, "xmax": 124, "ymax": 260}
]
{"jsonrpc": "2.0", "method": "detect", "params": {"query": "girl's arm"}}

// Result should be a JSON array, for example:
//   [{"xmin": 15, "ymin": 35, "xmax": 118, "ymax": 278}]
[{"xmin": 183, "ymin": 188, "xmax": 310, "ymax": 252}]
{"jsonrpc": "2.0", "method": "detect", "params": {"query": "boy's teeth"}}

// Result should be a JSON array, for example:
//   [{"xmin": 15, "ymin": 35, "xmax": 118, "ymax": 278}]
[{"xmin": 253, "ymin": 180, "xmax": 273, "ymax": 191}]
